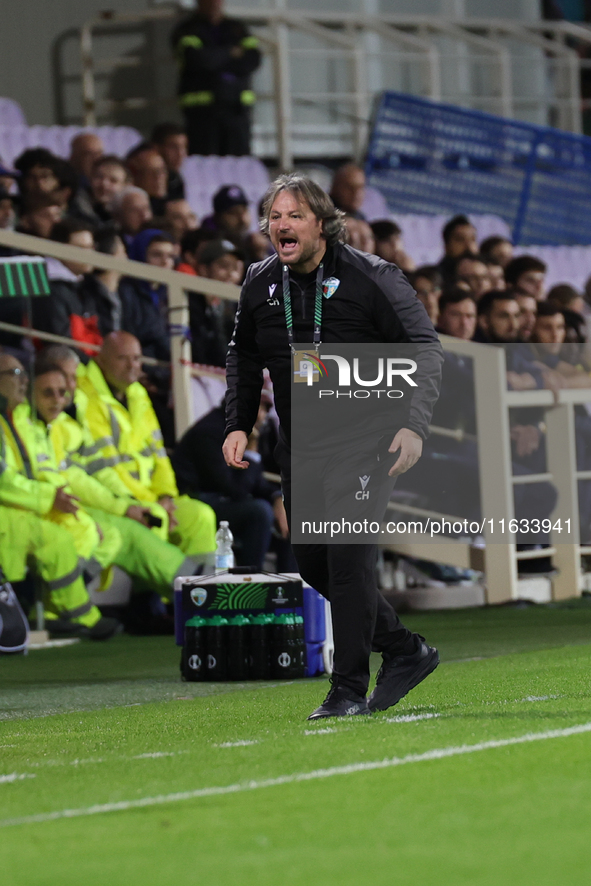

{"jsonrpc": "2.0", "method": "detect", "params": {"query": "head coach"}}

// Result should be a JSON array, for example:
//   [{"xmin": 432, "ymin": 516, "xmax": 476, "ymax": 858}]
[{"xmin": 223, "ymin": 173, "xmax": 443, "ymax": 720}]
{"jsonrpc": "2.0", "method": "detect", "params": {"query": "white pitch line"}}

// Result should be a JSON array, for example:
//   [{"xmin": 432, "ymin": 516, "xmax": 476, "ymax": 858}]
[
  {"xmin": 0, "ymin": 773, "xmax": 35, "ymax": 784},
  {"xmin": 215, "ymin": 740, "xmax": 259, "ymax": 748},
  {"xmin": 384, "ymin": 713, "xmax": 441, "ymax": 723},
  {"xmin": 2, "ymin": 721, "xmax": 591, "ymax": 828}
]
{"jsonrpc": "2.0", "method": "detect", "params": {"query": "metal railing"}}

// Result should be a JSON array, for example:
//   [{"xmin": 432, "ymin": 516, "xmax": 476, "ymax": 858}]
[
  {"xmin": 65, "ymin": 9, "xmax": 591, "ymax": 167},
  {"xmin": 1, "ymin": 228, "xmax": 589, "ymax": 605},
  {"xmin": 0, "ymin": 228, "xmax": 240, "ymax": 439}
]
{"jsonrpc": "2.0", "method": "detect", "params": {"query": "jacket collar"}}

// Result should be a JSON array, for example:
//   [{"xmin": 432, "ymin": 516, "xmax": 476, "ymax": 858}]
[{"xmin": 268, "ymin": 242, "xmax": 339, "ymax": 285}]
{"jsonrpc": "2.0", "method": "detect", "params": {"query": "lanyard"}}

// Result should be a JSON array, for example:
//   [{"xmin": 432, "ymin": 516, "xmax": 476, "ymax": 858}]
[{"xmin": 282, "ymin": 262, "xmax": 324, "ymax": 354}]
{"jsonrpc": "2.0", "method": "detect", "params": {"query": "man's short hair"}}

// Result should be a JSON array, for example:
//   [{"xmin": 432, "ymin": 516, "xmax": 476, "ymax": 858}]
[
  {"xmin": 260, "ymin": 172, "xmax": 347, "ymax": 246},
  {"xmin": 39, "ymin": 344, "xmax": 79, "ymax": 365},
  {"xmin": 180, "ymin": 228, "xmax": 216, "ymax": 257},
  {"xmin": 411, "ymin": 265, "xmax": 442, "ymax": 290},
  {"xmin": 33, "ymin": 361, "xmax": 67, "ymax": 381},
  {"xmin": 477, "ymin": 289, "xmax": 516, "ymax": 317},
  {"xmin": 370, "ymin": 219, "xmax": 401, "ymax": 242},
  {"xmin": 442, "ymin": 214, "xmax": 472, "ymax": 244},
  {"xmin": 547, "ymin": 284, "xmax": 580, "ymax": 308},
  {"xmin": 535, "ymin": 300, "xmax": 563, "ymax": 319},
  {"xmin": 109, "ymin": 185, "xmax": 149, "ymax": 217},
  {"xmin": 50, "ymin": 218, "xmax": 95, "ymax": 243},
  {"xmin": 151, "ymin": 123, "xmax": 186, "ymax": 145},
  {"xmin": 480, "ymin": 235, "xmax": 512, "ymax": 258},
  {"xmin": 92, "ymin": 154, "xmax": 129, "ymax": 177},
  {"xmin": 504, "ymin": 255, "xmax": 546, "ymax": 286},
  {"xmin": 439, "ymin": 288, "xmax": 476, "ymax": 313}
]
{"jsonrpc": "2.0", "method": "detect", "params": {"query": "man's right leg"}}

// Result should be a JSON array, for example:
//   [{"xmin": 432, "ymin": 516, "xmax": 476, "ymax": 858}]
[
  {"xmin": 85, "ymin": 507, "xmax": 198, "ymax": 598},
  {"xmin": 0, "ymin": 507, "xmax": 102, "ymax": 629}
]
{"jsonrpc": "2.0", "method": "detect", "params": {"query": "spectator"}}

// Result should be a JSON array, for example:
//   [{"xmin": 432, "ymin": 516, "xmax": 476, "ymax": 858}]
[
  {"xmin": 189, "ymin": 239, "xmax": 243, "ymax": 365},
  {"xmin": 0, "ymin": 159, "xmax": 18, "ymax": 194},
  {"xmin": 172, "ymin": 399, "xmax": 291, "ymax": 571},
  {"xmin": 14, "ymin": 148, "xmax": 77, "ymax": 208},
  {"xmin": 126, "ymin": 144, "xmax": 169, "ymax": 217},
  {"xmin": 514, "ymin": 291, "xmax": 538, "ymax": 342},
  {"xmin": 151, "ymin": 123, "xmax": 188, "ymax": 201},
  {"xmin": 411, "ymin": 265, "xmax": 442, "ymax": 326},
  {"xmin": 454, "ymin": 252, "xmax": 491, "ymax": 301},
  {"xmin": 530, "ymin": 301, "xmax": 566, "ymax": 352},
  {"xmin": 78, "ymin": 331, "xmax": 217, "ymax": 558},
  {"xmin": 171, "ymin": 0, "xmax": 262, "ymax": 156},
  {"xmin": 0, "ymin": 187, "xmax": 16, "ymax": 231},
  {"xmin": 475, "ymin": 290, "xmax": 521, "ymax": 343},
  {"xmin": 15, "ymin": 194, "xmax": 63, "ymax": 239},
  {"xmin": 329, "ymin": 163, "xmax": 367, "ymax": 219},
  {"xmin": 504, "ymin": 255, "xmax": 547, "ymax": 301},
  {"xmin": 547, "ymin": 283, "xmax": 586, "ymax": 316},
  {"xmin": 370, "ymin": 219, "xmax": 415, "ymax": 273},
  {"xmin": 437, "ymin": 289, "xmax": 477, "ymax": 340},
  {"xmin": 485, "ymin": 258, "xmax": 506, "ymax": 290},
  {"xmin": 163, "ymin": 198, "xmax": 198, "ymax": 242},
  {"xmin": 110, "ymin": 186, "xmax": 153, "ymax": 248},
  {"xmin": 68, "ymin": 133, "xmax": 104, "ymax": 187},
  {"xmin": 480, "ymin": 235, "xmax": 513, "ymax": 268},
  {"xmin": 202, "ymin": 184, "xmax": 250, "ymax": 244},
  {"xmin": 86, "ymin": 227, "xmax": 127, "ymax": 335},
  {"xmin": 439, "ymin": 214, "xmax": 478, "ymax": 286},
  {"xmin": 119, "ymin": 229, "xmax": 173, "ymax": 361},
  {"xmin": 344, "ymin": 215, "xmax": 375, "ymax": 253},
  {"xmin": 32, "ymin": 218, "xmax": 103, "ymax": 356},
  {"xmin": 70, "ymin": 155, "xmax": 129, "ymax": 228},
  {"xmin": 177, "ymin": 228, "xmax": 218, "ymax": 274}
]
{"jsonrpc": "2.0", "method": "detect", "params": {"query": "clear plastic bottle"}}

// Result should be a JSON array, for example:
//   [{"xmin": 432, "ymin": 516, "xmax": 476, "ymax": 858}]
[{"xmin": 215, "ymin": 521, "xmax": 235, "ymax": 573}]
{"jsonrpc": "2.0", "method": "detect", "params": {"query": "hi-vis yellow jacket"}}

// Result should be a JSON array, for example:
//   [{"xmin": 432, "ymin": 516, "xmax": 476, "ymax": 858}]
[
  {"xmin": 48, "ymin": 409, "xmax": 134, "ymax": 518},
  {"xmin": 0, "ymin": 401, "xmax": 56, "ymax": 515},
  {"xmin": 78, "ymin": 361, "xmax": 178, "ymax": 504}
]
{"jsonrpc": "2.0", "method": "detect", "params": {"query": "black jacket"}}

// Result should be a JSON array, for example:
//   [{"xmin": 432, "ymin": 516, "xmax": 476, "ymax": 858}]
[
  {"xmin": 172, "ymin": 406, "xmax": 279, "ymax": 502},
  {"xmin": 119, "ymin": 277, "xmax": 170, "ymax": 362},
  {"xmin": 225, "ymin": 242, "xmax": 443, "ymax": 443},
  {"xmin": 171, "ymin": 13, "xmax": 261, "ymax": 107}
]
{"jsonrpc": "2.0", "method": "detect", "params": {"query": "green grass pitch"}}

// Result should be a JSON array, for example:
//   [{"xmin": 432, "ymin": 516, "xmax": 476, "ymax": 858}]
[{"xmin": 2, "ymin": 601, "xmax": 591, "ymax": 885}]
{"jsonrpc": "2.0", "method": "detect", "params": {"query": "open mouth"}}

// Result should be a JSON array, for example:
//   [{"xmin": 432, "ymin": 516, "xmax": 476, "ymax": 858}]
[{"xmin": 279, "ymin": 236, "xmax": 298, "ymax": 252}]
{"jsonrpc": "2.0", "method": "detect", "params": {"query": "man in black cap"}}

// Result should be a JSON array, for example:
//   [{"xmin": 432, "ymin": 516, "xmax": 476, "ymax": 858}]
[
  {"xmin": 201, "ymin": 184, "xmax": 251, "ymax": 244},
  {"xmin": 171, "ymin": 0, "xmax": 261, "ymax": 156}
]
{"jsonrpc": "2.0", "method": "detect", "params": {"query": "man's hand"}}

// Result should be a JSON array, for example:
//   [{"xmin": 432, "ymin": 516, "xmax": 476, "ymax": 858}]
[
  {"xmin": 510, "ymin": 424, "xmax": 540, "ymax": 458},
  {"xmin": 125, "ymin": 505, "xmax": 151, "ymax": 526},
  {"xmin": 53, "ymin": 486, "xmax": 80, "ymax": 515},
  {"xmin": 158, "ymin": 495, "xmax": 178, "ymax": 532},
  {"xmin": 223, "ymin": 431, "xmax": 250, "ymax": 470},
  {"xmin": 273, "ymin": 496, "xmax": 289, "ymax": 539},
  {"xmin": 388, "ymin": 428, "xmax": 423, "ymax": 478}
]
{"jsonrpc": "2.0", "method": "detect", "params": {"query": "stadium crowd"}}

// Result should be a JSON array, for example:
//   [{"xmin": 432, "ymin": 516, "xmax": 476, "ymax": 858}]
[{"xmin": 2, "ymin": 119, "xmax": 591, "ymax": 637}]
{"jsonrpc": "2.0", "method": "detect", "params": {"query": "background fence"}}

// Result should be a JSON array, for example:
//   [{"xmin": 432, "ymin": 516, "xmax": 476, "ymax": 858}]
[{"xmin": 366, "ymin": 91, "xmax": 591, "ymax": 246}]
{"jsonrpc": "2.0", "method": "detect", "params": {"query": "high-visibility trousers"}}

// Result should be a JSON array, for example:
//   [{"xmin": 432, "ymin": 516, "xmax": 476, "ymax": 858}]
[
  {"xmin": 48, "ymin": 507, "xmax": 122, "ymax": 570},
  {"xmin": 168, "ymin": 495, "xmax": 217, "ymax": 557},
  {"xmin": 84, "ymin": 507, "xmax": 198, "ymax": 598},
  {"xmin": 0, "ymin": 506, "xmax": 101, "ymax": 626}
]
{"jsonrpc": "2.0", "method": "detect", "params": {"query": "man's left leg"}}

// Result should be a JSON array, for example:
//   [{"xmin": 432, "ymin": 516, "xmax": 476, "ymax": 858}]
[{"xmin": 169, "ymin": 495, "xmax": 217, "ymax": 567}]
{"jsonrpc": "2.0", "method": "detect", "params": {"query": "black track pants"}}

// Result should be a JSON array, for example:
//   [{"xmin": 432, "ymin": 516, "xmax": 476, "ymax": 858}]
[{"xmin": 278, "ymin": 441, "xmax": 413, "ymax": 697}]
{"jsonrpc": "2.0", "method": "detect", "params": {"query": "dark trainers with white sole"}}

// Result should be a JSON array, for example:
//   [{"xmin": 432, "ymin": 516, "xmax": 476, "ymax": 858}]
[
  {"xmin": 368, "ymin": 635, "xmax": 439, "ymax": 713},
  {"xmin": 307, "ymin": 682, "xmax": 371, "ymax": 720}
]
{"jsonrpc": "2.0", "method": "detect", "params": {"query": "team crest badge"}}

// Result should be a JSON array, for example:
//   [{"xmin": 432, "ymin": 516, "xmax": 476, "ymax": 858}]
[
  {"xmin": 322, "ymin": 277, "xmax": 340, "ymax": 298},
  {"xmin": 190, "ymin": 588, "xmax": 208, "ymax": 607}
]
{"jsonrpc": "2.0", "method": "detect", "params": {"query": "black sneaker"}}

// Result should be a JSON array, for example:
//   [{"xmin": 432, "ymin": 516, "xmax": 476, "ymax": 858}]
[
  {"xmin": 48, "ymin": 616, "xmax": 122, "ymax": 641},
  {"xmin": 307, "ymin": 682, "xmax": 371, "ymax": 720},
  {"xmin": 79, "ymin": 617, "xmax": 123, "ymax": 641},
  {"xmin": 368, "ymin": 635, "xmax": 439, "ymax": 713}
]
